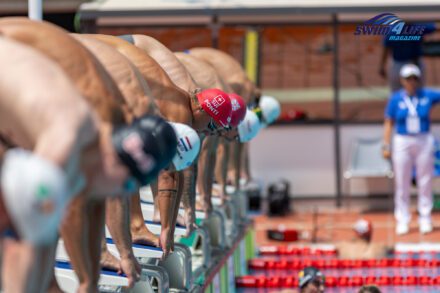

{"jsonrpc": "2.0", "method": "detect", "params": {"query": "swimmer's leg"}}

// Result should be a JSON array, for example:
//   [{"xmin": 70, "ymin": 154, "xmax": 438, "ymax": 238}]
[
  {"xmin": 60, "ymin": 192, "xmax": 96, "ymax": 293},
  {"xmin": 130, "ymin": 194, "xmax": 160, "ymax": 247},
  {"xmin": 2, "ymin": 237, "xmax": 57, "ymax": 292},
  {"xmin": 88, "ymin": 199, "xmax": 106, "ymax": 287}
]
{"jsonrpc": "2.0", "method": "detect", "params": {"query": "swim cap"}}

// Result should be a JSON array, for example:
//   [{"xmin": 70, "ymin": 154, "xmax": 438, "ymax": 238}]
[
  {"xmin": 238, "ymin": 109, "xmax": 261, "ymax": 142},
  {"xmin": 259, "ymin": 95, "xmax": 281, "ymax": 126},
  {"xmin": 299, "ymin": 267, "xmax": 324, "ymax": 289},
  {"xmin": 113, "ymin": 115, "xmax": 177, "ymax": 186},
  {"xmin": 169, "ymin": 122, "xmax": 201, "ymax": 171},
  {"xmin": 1, "ymin": 148, "xmax": 68, "ymax": 244},
  {"xmin": 196, "ymin": 88, "xmax": 232, "ymax": 128},
  {"xmin": 228, "ymin": 93, "xmax": 247, "ymax": 128}
]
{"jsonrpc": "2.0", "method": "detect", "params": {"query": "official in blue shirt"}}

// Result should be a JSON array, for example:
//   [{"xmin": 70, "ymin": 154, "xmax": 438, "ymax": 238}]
[
  {"xmin": 379, "ymin": 23, "xmax": 436, "ymax": 92},
  {"xmin": 383, "ymin": 64, "xmax": 440, "ymax": 235}
]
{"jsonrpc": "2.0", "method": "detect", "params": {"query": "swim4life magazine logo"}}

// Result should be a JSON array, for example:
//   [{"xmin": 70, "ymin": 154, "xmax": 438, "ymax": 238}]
[{"xmin": 354, "ymin": 13, "xmax": 426, "ymax": 41}]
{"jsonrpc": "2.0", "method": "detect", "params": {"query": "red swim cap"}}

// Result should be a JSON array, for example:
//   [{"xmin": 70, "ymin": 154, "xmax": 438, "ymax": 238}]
[
  {"xmin": 196, "ymin": 89, "xmax": 232, "ymax": 128},
  {"xmin": 228, "ymin": 93, "xmax": 247, "ymax": 128}
]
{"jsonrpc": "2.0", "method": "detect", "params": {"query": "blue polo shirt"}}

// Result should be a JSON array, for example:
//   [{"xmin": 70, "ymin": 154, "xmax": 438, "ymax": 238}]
[{"xmin": 385, "ymin": 88, "xmax": 440, "ymax": 135}]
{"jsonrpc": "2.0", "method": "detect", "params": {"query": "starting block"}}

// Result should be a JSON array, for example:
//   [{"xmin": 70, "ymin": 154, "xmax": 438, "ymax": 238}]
[
  {"xmin": 105, "ymin": 237, "xmax": 164, "ymax": 260},
  {"xmin": 140, "ymin": 201, "xmax": 206, "ymax": 222},
  {"xmin": 55, "ymin": 240, "xmax": 161, "ymax": 292},
  {"xmin": 187, "ymin": 227, "xmax": 211, "ymax": 280},
  {"xmin": 139, "ymin": 185, "xmax": 206, "ymax": 221},
  {"xmin": 226, "ymin": 184, "xmax": 252, "ymax": 225},
  {"xmin": 202, "ymin": 209, "xmax": 227, "ymax": 251},
  {"xmin": 158, "ymin": 243, "xmax": 193, "ymax": 292},
  {"xmin": 105, "ymin": 221, "xmax": 186, "ymax": 239},
  {"xmin": 55, "ymin": 260, "xmax": 155, "ymax": 293}
]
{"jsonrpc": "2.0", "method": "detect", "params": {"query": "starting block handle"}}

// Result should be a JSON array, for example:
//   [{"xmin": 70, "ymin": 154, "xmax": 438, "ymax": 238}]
[
  {"xmin": 140, "ymin": 264, "xmax": 170, "ymax": 293},
  {"xmin": 192, "ymin": 227, "xmax": 212, "ymax": 270},
  {"xmin": 202, "ymin": 210, "xmax": 227, "ymax": 250},
  {"xmin": 236, "ymin": 190, "xmax": 249, "ymax": 223},
  {"xmin": 158, "ymin": 243, "xmax": 192, "ymax": 291}
]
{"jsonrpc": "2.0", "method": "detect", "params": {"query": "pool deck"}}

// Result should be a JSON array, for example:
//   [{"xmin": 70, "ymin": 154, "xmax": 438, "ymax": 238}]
[{"xmin": 254, "ymin": 210, "xmax": 440, "ymax": 247}]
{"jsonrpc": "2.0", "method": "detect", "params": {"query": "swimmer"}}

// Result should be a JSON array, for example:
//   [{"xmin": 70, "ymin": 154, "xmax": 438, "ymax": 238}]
[
  {"xmin": 0, "ymin": 18, "xmax": 176, "ymax": 291},
  {"xmin": 87, "ymin": 34, "xmax": 232, "ymax": 255},
  {"xmin": 0, "ymin": 37, "xmax": 97, "ymax": 292}
]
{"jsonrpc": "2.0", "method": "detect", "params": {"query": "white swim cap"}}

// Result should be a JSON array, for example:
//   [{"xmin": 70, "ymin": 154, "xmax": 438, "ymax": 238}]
[
  {"xmin": 238, "ymin": 109, "xmax": 261, "ymax": 143},
  {"xmin": 1, "ymin": 148, "xmax": 68, "ymax": 244},
  {"xmin": 259, "ymin": 95, "xmax": 281, "ymax": 127},
  {"xmin": 353, "ymin": 218, "xmax": 372, "ymax": 238},
  {"xmin": 169, "ymin": 122, "xmax": 201, "ymax": 171}
]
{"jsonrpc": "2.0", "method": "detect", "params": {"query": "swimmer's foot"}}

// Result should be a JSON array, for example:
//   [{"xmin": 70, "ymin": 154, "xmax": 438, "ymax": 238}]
[
  {"xmin": 100, "ymin": 249, "xmax": 120, "ymax": 271},
  {"xmin": 131, "ymin": 225, "xmax": 160, "ymax": 247},
  {"xmin": 153, "ymin": 209, "xmax": 185, "ymax": 227},
  {"xmin": 77, "ymin": 283, "xmax": 99, "ymax": 293},
  {"xmin": 176, "ymin": 213, "xmax": 186, "ymax": 227}
]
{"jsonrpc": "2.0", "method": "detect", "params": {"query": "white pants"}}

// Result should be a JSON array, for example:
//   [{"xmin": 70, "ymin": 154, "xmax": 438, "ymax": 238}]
[{"xmin": 392, "ymin": 133, "xmax": 434, "ymax": 225}]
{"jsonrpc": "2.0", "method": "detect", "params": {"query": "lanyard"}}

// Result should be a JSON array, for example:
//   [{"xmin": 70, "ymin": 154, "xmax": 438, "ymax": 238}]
[{"xmin": 403, "ymin": 96, "xmax": 418, "ymax": 117}]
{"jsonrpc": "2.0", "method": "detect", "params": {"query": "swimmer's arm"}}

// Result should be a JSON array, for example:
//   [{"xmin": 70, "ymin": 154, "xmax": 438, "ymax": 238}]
[
  {"xmin": 157, "ymin": 170, "xmax": 177, "ymax": 231},
  {"xmin": 34, "ymin": 101, "xmax": 97, "ymax": 167},
  {"xmin": 205, "ymin": 149, "xmax": 215, "ymax": 202},
  {"xmin": 242, "ymin": 143, "xmax": 251, "ymax": 182},
  {"xmin": 106, "ymin": 197, "xmax": 135, "ymax": 259},
  {"xmin": 216, "ymin": 142, "xmax": 228, "ymax": 196},
  {"xmin": 233, "ymin": 142, "xmax": 242, "ymax": 189},
  {"xmin": 195, "ymin": 147, "xmax": 208, "ymax": 205},
  {"xmin": 181, "ymin": 165, "xmax": 197, "ymax": 212}
]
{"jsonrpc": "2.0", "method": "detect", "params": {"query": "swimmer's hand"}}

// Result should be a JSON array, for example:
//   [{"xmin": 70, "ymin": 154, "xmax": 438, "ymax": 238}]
[
  {"xmin": 183, "ymin": 208, "xmax": 199, "ymax": 237},
  {"xmin": 201, "ymin": 196, "xmax": 213, "ymax": 215},
  {"xmin": 119, "ymin": 254, "xmax": 141, "ymax": 288},
  {"xmin": 159, "ymin": 227, "xmax": 174, "ymax": 260}
]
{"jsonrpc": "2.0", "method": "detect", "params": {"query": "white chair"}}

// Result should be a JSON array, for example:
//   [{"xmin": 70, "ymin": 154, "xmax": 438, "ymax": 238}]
[{"xmin": 344, "ymin": 137, "xmax": 394, "ymax": 201}]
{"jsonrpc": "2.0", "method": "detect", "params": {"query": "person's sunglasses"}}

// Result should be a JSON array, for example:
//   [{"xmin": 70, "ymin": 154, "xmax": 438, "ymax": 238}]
[{"xmin": 405, "ymin": 76, "xmax": 419, "ymax": 81}]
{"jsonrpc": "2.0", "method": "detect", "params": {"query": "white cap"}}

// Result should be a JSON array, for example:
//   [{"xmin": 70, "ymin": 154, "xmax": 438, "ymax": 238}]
[
  {"xmin": 400, "ymin": 64, "xmax": 421, "ymax": 78},
  {"xmin": 353, "ymin": 219, "xmax": 372, "ymax": 237},
  {"xmin": 1, "ymin": 148, "xmax": 68, "ymax": 244},
  {"xmin": 259, "ymin": 96, "xmax": 281, "ymax": 126},
  {"xmin": 238, "ymin": 109, "xmax": 261, "ymax": 142},
  {"xmin": 169, "ymin": 122, "xmax": 200, "ymax": 171}
]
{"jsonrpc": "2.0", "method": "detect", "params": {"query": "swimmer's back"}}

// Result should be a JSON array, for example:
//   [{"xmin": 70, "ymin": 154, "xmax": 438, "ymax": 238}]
[
  {"xmin": 0, "ymin": 37, "xmax": 94, "ymax": 150},
  {"xmin": 0, "ymin": 18, "xmax": 125, "ymax": 124}
]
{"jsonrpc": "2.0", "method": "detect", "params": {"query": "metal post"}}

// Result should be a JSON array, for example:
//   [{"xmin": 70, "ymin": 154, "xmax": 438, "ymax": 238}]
[
  {"xmin": 332, "ymin": 13, "xmax": 342, "ymax": 207},
  {"xmin": 28, "ymin": 0, "xmax": 43, "ymax": 21}
]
